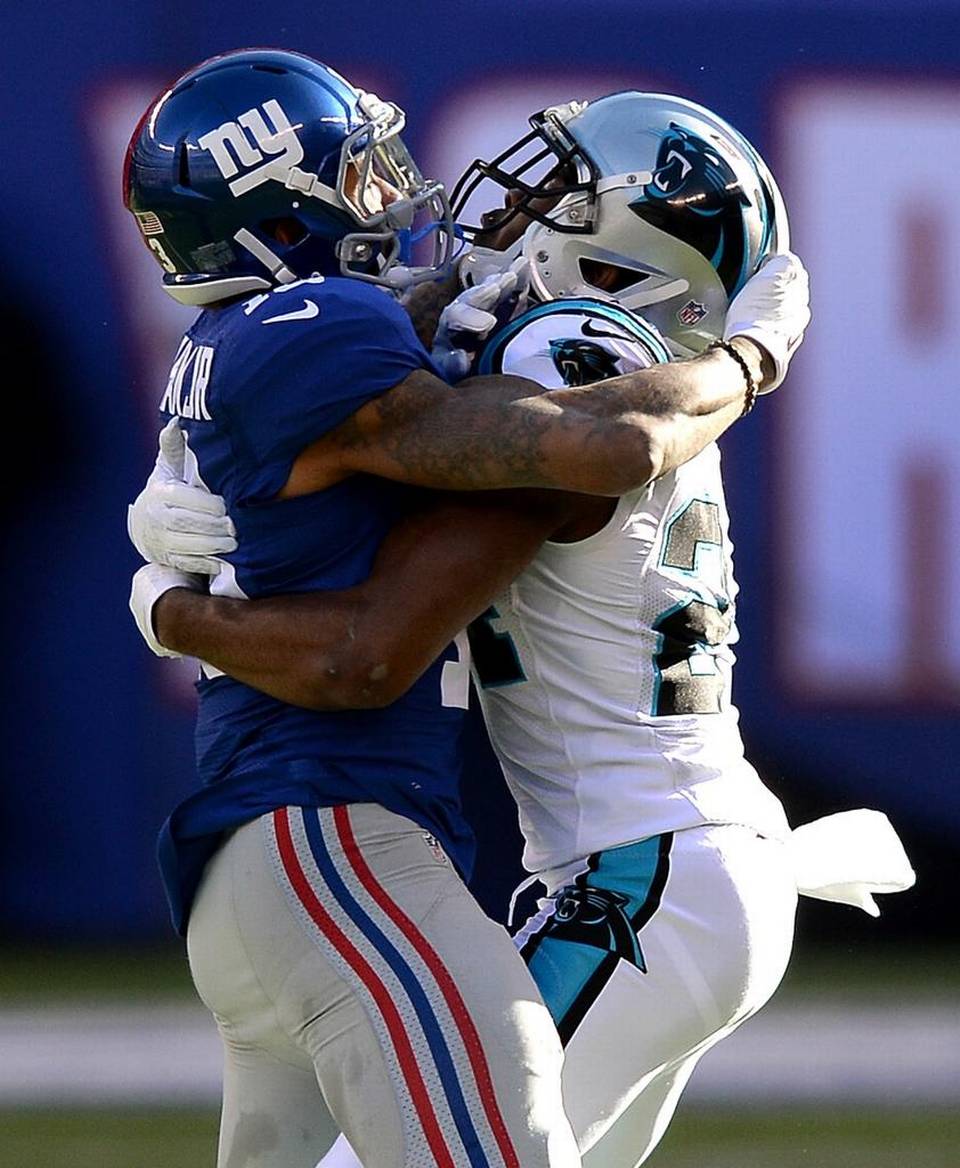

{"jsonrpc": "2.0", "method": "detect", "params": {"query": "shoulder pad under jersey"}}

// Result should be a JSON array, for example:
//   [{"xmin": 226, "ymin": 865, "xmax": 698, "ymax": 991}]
[{"xmin": 477, "ymin": 298, "xmax": 672, "ymax": 388}]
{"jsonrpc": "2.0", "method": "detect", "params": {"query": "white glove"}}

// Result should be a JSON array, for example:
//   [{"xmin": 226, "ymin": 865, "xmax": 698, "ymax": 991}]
[
  {"xmin": 723, "ymin": 251, "xmax": 811, "ymax": 392},
  {"xmin": 431, "ymin": 256, "xmax": 529, "ymax": 381},
  {"xmin": 129, "ymin": 562, "xmax": 204, "ymax": 658},
  {"xmin": 457, "ymin": 243, "xmax": 522, "ymax": 288},
  {"xmin": 127, "ymin": 418, "xmax": 236, "ymax": 575},
  {"xmin": 786, "ymin": 809, "xmax": 916, "ymax": 917}
]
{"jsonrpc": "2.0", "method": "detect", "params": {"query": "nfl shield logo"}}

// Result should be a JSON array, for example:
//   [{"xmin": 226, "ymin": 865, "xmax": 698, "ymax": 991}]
[
  {"xmin": 677, "ymin": 300, "xmax": 708, "ymax": 326},
  {"xmin": 422, "ymin": 833, "xmax": 448, "ymax": 865}
]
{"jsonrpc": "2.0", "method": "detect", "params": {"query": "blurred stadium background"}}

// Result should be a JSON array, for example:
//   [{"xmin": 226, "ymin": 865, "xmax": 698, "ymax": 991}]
[{"xmin": 2, "ymin": 0, "xmax": 958, "ymax": 1163}]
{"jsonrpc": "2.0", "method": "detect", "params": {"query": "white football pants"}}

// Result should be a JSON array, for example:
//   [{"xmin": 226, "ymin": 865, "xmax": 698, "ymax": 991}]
[{"xmin": 517, "ymin": 823, "xmax": 797, "ymax": 1167}]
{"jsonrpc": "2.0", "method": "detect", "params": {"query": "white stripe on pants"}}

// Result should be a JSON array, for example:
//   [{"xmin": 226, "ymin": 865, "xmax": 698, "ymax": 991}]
[{"xmin": 187, "ymin": 803, "xmax": 581, "ymax": 1168}]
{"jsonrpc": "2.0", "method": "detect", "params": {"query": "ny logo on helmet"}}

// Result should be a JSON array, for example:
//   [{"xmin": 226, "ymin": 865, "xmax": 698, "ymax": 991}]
[{"xmin": 197, "ymin": 100, "xmax": 304, "ymax": 198}]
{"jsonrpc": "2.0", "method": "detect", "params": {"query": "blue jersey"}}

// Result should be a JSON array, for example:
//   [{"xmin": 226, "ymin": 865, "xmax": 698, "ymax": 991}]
[{"xmin": 154, "ymin": 276, "xmax": 472, "ymax": 934}]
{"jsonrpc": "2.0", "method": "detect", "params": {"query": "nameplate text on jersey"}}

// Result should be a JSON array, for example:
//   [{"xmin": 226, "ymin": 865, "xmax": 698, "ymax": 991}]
[{"xmin": 159, "ymin": 337, "xmax": 214, "ymax": 421}]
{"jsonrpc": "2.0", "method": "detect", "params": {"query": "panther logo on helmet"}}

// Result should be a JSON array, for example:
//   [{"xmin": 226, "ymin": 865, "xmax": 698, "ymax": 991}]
[
  {"xmin": 632, "ymin": 124, "xmax": 752, "ymax": 297},
  {"xmin": 453, "ymin": 92, "xmax": 786, "ymax": 355}
]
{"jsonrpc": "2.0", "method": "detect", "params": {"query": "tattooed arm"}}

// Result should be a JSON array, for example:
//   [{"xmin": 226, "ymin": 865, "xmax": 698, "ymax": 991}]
[
  {"xmin": 278, "ymin": 247, "xmax": 809, "ymax": 498},
  {"xmin": 280, "ymin": 337, "xmax": 766, "ymax": 500},
  {"xmin": 401, "ymin": 269, "xmax": 462, "ymax": 349}
]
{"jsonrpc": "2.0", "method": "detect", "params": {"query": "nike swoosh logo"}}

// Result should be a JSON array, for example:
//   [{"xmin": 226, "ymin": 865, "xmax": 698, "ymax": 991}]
[
  {"xmin": 261, "ymin": 299, "xmax": 320, "ymax": 325},
  {"xmin": 581, "ymin": 318, "xmax": 634, "ymax": 342}
]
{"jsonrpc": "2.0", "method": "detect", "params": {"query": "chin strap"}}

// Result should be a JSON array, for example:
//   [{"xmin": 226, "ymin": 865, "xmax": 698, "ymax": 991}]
[
  {"xmin": 233, "ymin": 228, "xmax": 299, "ymax": 284},
  {"xmin": 160, "ymin": 228, "xmax": 299, "ymax": 307}
]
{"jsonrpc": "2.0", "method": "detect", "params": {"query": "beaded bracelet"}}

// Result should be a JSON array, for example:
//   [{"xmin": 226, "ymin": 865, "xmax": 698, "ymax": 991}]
[{"xmin": 708, "ymin": 339, "xmax": 760, "ymax": 416}]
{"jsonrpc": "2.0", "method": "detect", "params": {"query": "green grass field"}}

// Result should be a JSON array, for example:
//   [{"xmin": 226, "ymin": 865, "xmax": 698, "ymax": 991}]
[
  {"xmin": 658, "ymin": 1107, "xmax": 958, "ymax": 1167},
  {"xmin": 0, "ymin": 1106, "xmax": 956, "ymax": 1168},
  {"xmin": 1, "ymin": 941, "xmax": 956, "ymax": 1166},
  {"xmin": 2, "ymin": 939, "xmax": 957, "ymax": 1002}
]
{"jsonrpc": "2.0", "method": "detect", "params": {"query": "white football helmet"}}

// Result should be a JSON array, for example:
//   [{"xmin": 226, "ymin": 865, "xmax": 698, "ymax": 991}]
[{"xmin": 451, "ymin": 92, "xmax": 788, "ymax": 354}]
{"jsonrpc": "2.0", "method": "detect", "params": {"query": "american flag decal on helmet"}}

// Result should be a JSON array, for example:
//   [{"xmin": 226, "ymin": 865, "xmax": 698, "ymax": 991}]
[{"xmin": 135, "ymin": 211, "xmax": 165, "ymax": 236}]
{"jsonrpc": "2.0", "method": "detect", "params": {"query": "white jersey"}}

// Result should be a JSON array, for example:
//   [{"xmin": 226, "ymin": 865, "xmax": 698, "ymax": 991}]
[{"xmin": 471, "ymin": 299, "xmax": 790, "ymax": 876}]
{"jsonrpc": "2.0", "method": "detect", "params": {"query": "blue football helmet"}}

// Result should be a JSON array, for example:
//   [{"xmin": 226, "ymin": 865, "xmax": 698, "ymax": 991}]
[
  {"xmin": 451, "ymin": 92, "xmax": 788, "ymax": 354},
  {"xmin": 124, "ymin": 48, "xmax": 455, "ymax": 305}
]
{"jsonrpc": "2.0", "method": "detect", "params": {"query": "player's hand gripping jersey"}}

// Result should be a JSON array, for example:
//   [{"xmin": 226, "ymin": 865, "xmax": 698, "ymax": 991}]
[
  {"xmin": 156, "ymin": 276, "xmax": 472, "ymax": 933},
  {"xmin": 469, "ymin": 299, "xmax": 789, "ymax": 877}
]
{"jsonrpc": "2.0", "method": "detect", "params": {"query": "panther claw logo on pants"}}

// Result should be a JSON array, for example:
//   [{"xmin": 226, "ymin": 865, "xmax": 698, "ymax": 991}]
[{"xmin": 546, "ymin": 886, "xmax": 647, "ymax": 972}]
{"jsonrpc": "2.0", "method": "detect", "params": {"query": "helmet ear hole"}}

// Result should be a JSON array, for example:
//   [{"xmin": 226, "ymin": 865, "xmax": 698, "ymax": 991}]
[
  {"xmin": 261, "ymin": 217, "xmax": 308, "ymax": 246},
  {"xmin": 580, "ymin": 258, "xmax": 651, "ymax": 295}
]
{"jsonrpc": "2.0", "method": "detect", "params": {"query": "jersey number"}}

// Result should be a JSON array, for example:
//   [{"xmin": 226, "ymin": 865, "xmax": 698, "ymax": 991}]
[
  {"xmin": 468, "ymin": 606, "xmax": 525, "ymax": 689},
  {"xmin": 440, "ymin": 631, "xmax": 471, "ymax": 709},
  {"xmin": 653, "ymin": 499, "xmax": 731, "ymax": 716},
  {"xmin": 653, "ymin": 600, "xmax": 732, "ymax": 715}
]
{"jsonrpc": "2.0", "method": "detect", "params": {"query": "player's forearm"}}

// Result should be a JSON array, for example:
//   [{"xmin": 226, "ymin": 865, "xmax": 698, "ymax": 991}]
[
  {"xmin": 634, "ymin": 337, "xmax": 769, "ymax": 482},
  {"xmin": 368, "ymin": 342, "xmax": 760, "ymax": 496},
  {"xmin": 154, "ymin": 589, "xmax": 382, "ymax": 710},
  {"xmin": 154, "ymin": 494, "xmax": 559, "ymax": 711},
  {"xmin": 402, "ymin": 270, "xmax": 461, "ymax": 350},
  {"xmin": 470, "ymin": 337, "xmax": 767, "ymax": 491},
  {"xmin": 566, "ymin": 336, "xmax": 768, "ymax": 424}
]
